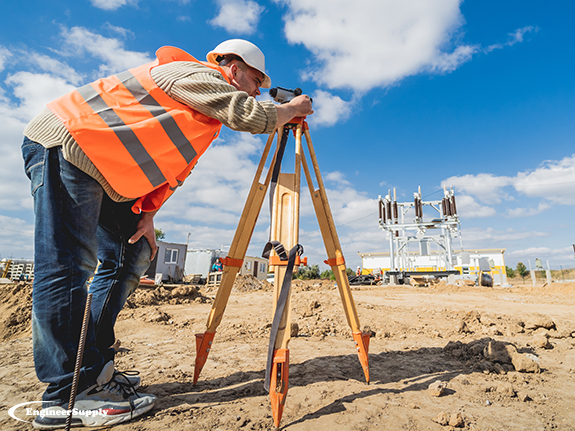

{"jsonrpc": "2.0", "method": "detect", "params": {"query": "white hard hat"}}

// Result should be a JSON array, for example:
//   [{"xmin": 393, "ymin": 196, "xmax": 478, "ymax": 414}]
[{"xmin": 207, "ymin": 39, "xmax": 271, "ymax": 88}]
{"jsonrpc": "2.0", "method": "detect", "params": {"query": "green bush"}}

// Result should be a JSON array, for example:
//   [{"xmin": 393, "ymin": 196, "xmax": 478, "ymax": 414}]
[
  {"xmin": 516, "ymin": 262, "xmax": 529, "ymax": 281},
  {"xmin": 294, "ymin": 264, "xmax": 320, "ymax": 280},
  {"xmin": 320, "ymin": 269, "xmax": 335, "ymax": 280}
]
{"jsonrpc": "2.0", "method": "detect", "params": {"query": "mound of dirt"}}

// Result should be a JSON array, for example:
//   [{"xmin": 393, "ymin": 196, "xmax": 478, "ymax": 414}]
[
  {"xmin": 231, "ymin": 275, "xmax": 273, "ymax": 292},
  {"xmin": 291, "ymin": 278, "xmax": 337, "ymax": 292},
  {"xmin": 0, "ymin": 282, "xmax": 32, "ymax": 341},
  {"xmin": 126, "ymin": 284, "xmax": 211, "ymax": 308},
  {"xmin": 513, "ymin": 281, "xmax": 575, "ymax": 295}
]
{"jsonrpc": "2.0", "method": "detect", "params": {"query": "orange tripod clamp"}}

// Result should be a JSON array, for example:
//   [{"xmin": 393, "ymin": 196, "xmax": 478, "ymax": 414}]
[{"xmin": 268, "ymin": 255, "xmax": 308, "ymax": 267}]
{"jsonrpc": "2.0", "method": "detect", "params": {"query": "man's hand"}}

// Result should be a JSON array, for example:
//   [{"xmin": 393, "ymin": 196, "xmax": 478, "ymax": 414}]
[
  {"xmin": 128, "ymin": 210, "xmax": 158, "ymax": 261},
  {"xmin": 276, "ymin": 94, "xmax": 314, "ymax": 127}
]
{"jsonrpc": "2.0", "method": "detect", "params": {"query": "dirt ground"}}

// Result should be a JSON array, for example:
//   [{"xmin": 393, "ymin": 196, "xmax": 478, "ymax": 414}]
[{"xmin": 1, "ymin": 275, "xmax": 575, "ymax": 430}]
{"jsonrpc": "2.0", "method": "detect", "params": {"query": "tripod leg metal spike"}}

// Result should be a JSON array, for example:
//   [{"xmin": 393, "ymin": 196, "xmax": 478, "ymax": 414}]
[
  {"xmin": 193, "ymin": 331, "xmax": 216, "ymax": 384},
  {"xmin": 269, "ymin": 348, "xmax": 289, "ymax": 428},
  {"xmin": 352, "ymin": 332, "xmax": 371, "ymax": 383}
]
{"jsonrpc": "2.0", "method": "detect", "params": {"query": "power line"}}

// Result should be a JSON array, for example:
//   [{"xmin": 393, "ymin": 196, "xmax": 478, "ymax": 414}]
[{"xmin": 338, "ymin": 211, "xmax": 378, "ymax": 227}]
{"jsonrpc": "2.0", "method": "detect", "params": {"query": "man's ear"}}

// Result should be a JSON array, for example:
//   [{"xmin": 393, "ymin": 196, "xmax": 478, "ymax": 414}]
[{"xmin": 229, "ymin": 62, "xmax": 239, "ymax": 78}]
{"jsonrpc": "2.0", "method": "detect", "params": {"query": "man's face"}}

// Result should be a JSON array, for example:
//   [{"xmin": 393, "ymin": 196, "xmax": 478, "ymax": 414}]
[{"xmin": 230, "ymin": 62, "xmax": 263, "ymax": 97}]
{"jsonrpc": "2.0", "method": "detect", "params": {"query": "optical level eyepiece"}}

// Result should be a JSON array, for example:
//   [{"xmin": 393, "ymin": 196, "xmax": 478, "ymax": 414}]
[{"xmin": 269, "ymin": 86, "xmax": 303, "ymax": 103}]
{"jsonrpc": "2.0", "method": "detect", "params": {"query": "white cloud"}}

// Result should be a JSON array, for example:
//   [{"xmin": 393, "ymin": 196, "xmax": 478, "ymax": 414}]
[
  {"xmin": 444, "ymin": 154, "xmax": 575, "ymax": 212},
  {"xmin": 155, "ymin": 221, "xmax": 237, "ymax": 250},
  {"xmin": 506, "ymin": 202, "xmax": 550, "ymax": 218},
  {"xmin": 454, "ymin": 194, "xmax": 496, "ymax": 218},
  {"xmin": 60, "ymin": 26, "xmax": 153, "ymax": 76},
  {"xmin": 277, "ymin": 0, "xmax": 475, "ymax": 92},
  {"xmin": 210, "ymin": 0, "xmax": 264, "ymax": 35},
  {"xmin": 507, "ymin": 246, "xmax": 572, "ymax": 265},
  {"xmin": 460, "ymin": 227, "xmax": 548, "ymax": 248},
  {"xmin": 28, "ymin": 53, "xmax": 84, "ymax": 86},
  {"xmin": 486, "ymin": 26, "xmax": 537, "ymax": 52},
  {"xmin": 322, "ymin": 186, "xmax": 378, "ymax": 227},
  {"xmin": 0, "ymin": 114, "xmax": 33, "ymax": 213},
  {"xmin": 513, "ymin": 155, "xmax": 575, "ymax": 205},
  {"xmin": 5, "ymin": 72, "xmax": 77, "ymax": 122},
  {"xmin": 309, "ymin": 90, "xmax": 353, "ymax": 127},
  {"xmin": 0, "ymin": 215, "xmax": 34, "ymax": 259},
  {"xmin": 102, "ymin": 23, "xmax": 136, "ymax": 39},
  {"xmin": 508, "ymin": 247, "xmax": 551, "ymax": 257},
  {"xmin": 428, "ymin": 44, "xmax": 477, "ymax": 73},
  {"xmin": 89, "ymin": 0, "xmax": 139, "ymax": 11},
  {"xmin": 442, "ymin": 173, "xmax": 513, "ymax": 204},
  {"xmin": 0, "ymin": 46, "xmax": 11, "ymax": 73},
  {"xmin": 324, "ymin": 171, "xmax": 350, "ymax": 186}
]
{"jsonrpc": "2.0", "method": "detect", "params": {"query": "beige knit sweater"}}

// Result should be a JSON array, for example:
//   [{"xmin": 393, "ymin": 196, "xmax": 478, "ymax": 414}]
[{"xmin": 23, "ymin": 61, "xmax": 278, "ymax": 202}]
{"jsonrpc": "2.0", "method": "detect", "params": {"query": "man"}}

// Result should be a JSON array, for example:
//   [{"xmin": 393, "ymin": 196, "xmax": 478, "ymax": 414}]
[{"xmin": 22, "ymin": 39, "xmax": 313, "ymax": 429}]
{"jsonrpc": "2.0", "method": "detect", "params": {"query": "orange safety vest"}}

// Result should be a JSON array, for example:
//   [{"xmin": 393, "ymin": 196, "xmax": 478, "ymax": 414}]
[{"xmin": 48, "ymin": 46, "xmax": 229, "ymax": 213}]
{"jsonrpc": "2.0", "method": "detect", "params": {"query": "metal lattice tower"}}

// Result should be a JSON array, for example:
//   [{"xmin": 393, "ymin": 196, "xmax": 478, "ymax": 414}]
[{"xmin": 378, "ymin": 187, "xmax": 461, "ymax": 280}]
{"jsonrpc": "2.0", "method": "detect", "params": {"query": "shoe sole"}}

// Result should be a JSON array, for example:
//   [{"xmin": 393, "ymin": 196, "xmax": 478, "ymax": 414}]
[{"xmin": 32, "ymin": 400, "xmax": 154, "ymax": 429}]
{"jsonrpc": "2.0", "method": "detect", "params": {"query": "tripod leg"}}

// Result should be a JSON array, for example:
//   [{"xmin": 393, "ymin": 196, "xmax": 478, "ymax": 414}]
[
  {"xmin": 268, "ymin": 171, "xmax": 299, "ymax": 427},
  {"xmin": 194, "ymin": 130, "xmax": 280, "ymax": 384},
  {"xmin": 300, "ymin": 127, "xmax": 370, "ymax": 383}
]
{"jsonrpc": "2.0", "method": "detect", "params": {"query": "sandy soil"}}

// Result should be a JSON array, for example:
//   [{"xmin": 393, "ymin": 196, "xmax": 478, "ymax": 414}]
[{"xmin": 1, "ymin": 276, "xmax": 575, "ymax": 430}]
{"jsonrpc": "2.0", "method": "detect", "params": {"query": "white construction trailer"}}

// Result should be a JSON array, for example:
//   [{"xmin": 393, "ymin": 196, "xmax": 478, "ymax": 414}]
[
  {"xmin": 145, "ymin": 241, "xmax": 187, "ymax": 283},
  {"xmin": 185, "ymin": 249, "xmax": 269, "ymax": 282}
]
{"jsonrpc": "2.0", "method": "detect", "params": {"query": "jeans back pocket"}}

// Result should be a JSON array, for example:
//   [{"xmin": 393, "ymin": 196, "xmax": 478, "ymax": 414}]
[{"xmin": 22, "ymin": 137, "xmax": 46, "ymax": 196}]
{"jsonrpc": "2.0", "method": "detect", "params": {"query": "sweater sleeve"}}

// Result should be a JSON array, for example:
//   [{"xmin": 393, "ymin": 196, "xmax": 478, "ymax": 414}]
[{"xmin": 151, "ymin": 61, "xmax": 278, "ymax": 135}]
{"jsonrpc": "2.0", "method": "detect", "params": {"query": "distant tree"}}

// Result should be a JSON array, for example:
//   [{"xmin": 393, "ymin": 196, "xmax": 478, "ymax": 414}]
[
  {"xmin": 155, "ymin": 228, "xmax": 166, "ymax": 241},
  {"xmin": 516, "ymin": 262, "xmax": 529, "ymax": 282},
  {"xmin": 320, "ymin": 269, "xmax": 335, "ymax": 281},
  {"xmin": 506, "ymin": 266, "xmax": 516, "ymax": 278},
  {"xmin": 345, "ymin": 267, "xmax": 354, "ymax": 277},
  {"xmin": 294, "ymin": 264, "xmax": 320, "ymax": 280}
]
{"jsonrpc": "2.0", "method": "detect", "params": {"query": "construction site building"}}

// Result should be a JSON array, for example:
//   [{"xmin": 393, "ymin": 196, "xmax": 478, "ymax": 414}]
[
  {"xmin": 144, "ymin": 241, "xmax": 188, "ymax": 283},
  {"xmin": 1, "ymin": 258, "xmax": 34, "ymax": 281},
  {"xmin": 185, "ymin": 249, "xmax": 269, "ymax": 283}
]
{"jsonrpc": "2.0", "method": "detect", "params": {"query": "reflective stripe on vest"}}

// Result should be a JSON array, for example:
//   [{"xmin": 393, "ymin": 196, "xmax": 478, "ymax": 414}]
[{"xmin": 48, "ymin": 46, "xmax": 227, "ymax": 207}]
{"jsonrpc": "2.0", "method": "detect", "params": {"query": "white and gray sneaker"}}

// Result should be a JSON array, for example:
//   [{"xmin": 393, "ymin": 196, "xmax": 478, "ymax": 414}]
[
  {"xmin": 33, "ymin": 361, "xmax": 155, "ymax": 429},
  {"xmin": 113, "ymin": 369, "xmax": 141, "ymax": 390}
]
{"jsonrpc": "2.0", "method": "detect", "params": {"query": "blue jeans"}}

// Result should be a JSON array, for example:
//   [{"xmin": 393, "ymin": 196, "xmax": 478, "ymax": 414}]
[{"xmin": 22, "ymin": 137, "xmax": 151, "ymax": 404}]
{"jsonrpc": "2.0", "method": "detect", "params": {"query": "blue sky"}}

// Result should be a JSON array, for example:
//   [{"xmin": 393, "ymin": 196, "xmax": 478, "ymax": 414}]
[{"xmin": 1, "ymin": 0, "xmax": 574, "ymax": 271}]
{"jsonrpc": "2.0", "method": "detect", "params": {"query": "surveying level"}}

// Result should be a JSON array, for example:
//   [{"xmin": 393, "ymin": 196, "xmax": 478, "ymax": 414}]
[
  {"xmin": 192, "ymin": 108, "xmax": 370, "ymax": 428},
  {"xmin": 269, "ymin": 86, "xmax": 303, "ymax": 103}
]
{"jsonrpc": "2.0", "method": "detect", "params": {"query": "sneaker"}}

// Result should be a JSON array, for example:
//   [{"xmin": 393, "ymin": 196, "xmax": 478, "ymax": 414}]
[
  {"xmin": 33, "ymin": 361, "xmax": 155, "ymax": 429},
  {"xmin": 110, "ymin": 340, "xmax": 141, "ymax": 389},
  {"xmin": 113, "ymin": 369, "xmax": 141, "ymax": 390}
]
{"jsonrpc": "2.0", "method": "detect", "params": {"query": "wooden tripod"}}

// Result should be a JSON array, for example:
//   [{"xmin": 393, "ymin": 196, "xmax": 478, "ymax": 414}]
[{"xmin": 193, "ymin": 117, "xmax": 371, "ymax": 427}]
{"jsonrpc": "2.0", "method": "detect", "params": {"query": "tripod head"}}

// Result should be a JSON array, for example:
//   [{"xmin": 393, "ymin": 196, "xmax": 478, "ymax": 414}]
[{"xmin": 269, "ymin": 86, "xmax": 303, "ymax": 104}]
